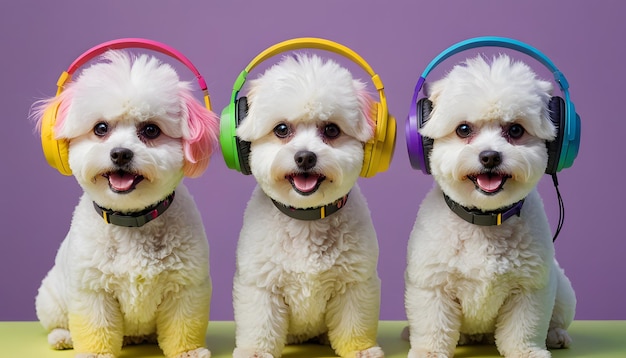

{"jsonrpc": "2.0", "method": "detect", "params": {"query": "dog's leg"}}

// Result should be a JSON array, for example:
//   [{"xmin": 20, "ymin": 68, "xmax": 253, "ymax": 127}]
[
  {"xmin": 156, "ymin": 280, "xmax": 211, "ymax": 358},
  {"xmin": 325, "ymin": 276, "xmax": 384, "ymax": 358},
  {"xmin": 494, "ymin": 272, "xmax": 557, "ymax": 358},
  {"xmin": 36, "ymin": 266, "xmax": 73, "ymax": 349},
  {"xmin": 546, "ymin": 263, "xmax": 575, "ymax": 349},
  {"xmin": 232, "ymin": 279, "xmax": 288, "ymax": 358},
  {"xmin": 404, "ymin": 285, "xmax": 461, "ymax": 358},
  {"xmin": 68, "ymin": 291, "xmax": 124, "ymax": 357}
]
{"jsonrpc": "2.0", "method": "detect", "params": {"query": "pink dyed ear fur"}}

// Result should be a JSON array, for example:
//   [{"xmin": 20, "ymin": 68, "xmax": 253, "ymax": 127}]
[
  {"xmin": 356, "ymin": 86, "xmax": 376, "ymax": 142},
  {"xmin": 180, "ymin": 91, "xmax": 219, "ymax": 178},
  {"xmin": 30, "ymin": 87, "xmax": 73, "ymax": 137}
]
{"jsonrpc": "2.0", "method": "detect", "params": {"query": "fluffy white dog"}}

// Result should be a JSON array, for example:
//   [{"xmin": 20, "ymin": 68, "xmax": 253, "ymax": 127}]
[
  {"xmin": 232, "ymin": 54, "xmax": 384, "ymax": 358},
  {"xmin": 32, "ymin": 50, "xmax": 218, "ymax": 358},
  {"xmin": 404, "ymin": 55, "xmax": 576, "ymax": 358}
]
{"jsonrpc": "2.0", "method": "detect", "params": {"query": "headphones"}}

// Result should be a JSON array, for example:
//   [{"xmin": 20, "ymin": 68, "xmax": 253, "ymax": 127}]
[
  {"xmin": 219, "ymin": 37, "xmax": 396, "ymax": 178},
  {"xmin": 40, "ymin": 38, "xmax": 212, "ymax": 176},
  {"xmin": 406, "ymin": 36, "xmax": 581, "ymax": 175}
]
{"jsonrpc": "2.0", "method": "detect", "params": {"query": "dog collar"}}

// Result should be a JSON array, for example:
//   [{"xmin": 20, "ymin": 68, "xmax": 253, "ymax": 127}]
[
  {"xmin": 271, "ymin": 193, "xmax": 349, "ymax": 221},
  {"xmin": 92, "ymin": 192, "xmax": 175, "ymax": 227},
  {"xmin": 443, "ymin": 193, "xmax": 524, "ymax": 226}
]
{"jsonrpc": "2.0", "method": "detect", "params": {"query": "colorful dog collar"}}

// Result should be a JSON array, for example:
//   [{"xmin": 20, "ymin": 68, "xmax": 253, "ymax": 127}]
[
  {"xmin": 443, "ymin": 193, "xmax": 524, "ymax": 226},
  {"xmin": 93, "ymin": 192, "xmax": 175, "ymax": 227},
  {"xmin": 271, "ymin": 193, "xmax": 349, "ymax": 221}
]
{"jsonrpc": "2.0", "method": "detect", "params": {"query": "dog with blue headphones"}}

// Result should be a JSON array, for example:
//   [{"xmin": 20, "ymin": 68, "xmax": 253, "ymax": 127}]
[{"xmin": 403, "ymin": 37, "xmax": 579, "ymax": 357}]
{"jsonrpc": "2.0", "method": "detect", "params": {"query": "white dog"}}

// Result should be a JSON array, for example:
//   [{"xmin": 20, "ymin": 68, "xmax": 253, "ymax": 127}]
[
  {"xmin": 404, "ymin": 55, "xmax": 576, "ymax": 358},
  {"xmin": 231, "ymin": 54, "xmax": 384, "ymax": 358},
  {"xmin": 32, "ymin": 50, "xmax": 218, "ymax": 358}
]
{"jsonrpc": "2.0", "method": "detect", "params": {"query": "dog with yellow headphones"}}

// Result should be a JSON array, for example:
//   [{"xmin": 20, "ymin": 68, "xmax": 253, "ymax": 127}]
[{"xmin": 221, "ymin": 38, "xmax": 395, "ymax": 358}]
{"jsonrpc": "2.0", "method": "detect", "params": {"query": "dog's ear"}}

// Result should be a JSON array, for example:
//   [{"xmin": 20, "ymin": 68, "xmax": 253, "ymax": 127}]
[
  {"xmin": 30, "ymin": 89, "xmax": 73, "ymax": 138},
  {"xmin": 180, "ymin": 90, "xmax": 219, "ymax": 178},
  {"xmin": 355, "ymin": 83, "xmax": 376, "ymax": 142}
]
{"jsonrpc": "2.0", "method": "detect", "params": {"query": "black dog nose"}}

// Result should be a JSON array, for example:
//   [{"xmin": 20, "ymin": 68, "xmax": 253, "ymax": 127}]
[
  {"xmin": 294, "ymin": 150, "xmax": 317, "ymax": 171},
  {"xmin": 110, "ymin": 147, "xmax": 134, "ymax": 166},
  {"xmin": 479, "ymin": 150, "xmax": 502, "ymax": 168}
]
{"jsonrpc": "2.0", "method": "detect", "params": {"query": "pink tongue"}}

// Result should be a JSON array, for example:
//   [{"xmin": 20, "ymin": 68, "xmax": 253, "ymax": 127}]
[
  {"xmin": 292, "ymin": 174, "xmax": 319, "ymax": 193},
  {"xmin": 108, "ymin": 172, "xmax": 136, "ymax": 191},
  {"xmin": 476, "ymin": 174, "xmax": 504, "ymax": 193}
]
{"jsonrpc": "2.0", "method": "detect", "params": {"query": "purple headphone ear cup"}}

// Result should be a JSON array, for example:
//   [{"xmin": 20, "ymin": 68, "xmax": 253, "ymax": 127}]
[
  {"xmin": 417, "ymin": 98, "xmax": 434, "ymax": 174},
  {"xmin": 545, "ymin": 96, "xmax": 565, "ymax": 175}
]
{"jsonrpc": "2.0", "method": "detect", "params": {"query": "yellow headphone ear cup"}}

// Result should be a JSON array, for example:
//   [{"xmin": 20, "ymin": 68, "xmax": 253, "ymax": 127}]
[
  {"xmin": 378, "ymin": 114, "xmax": 397, "ymax": 172},
  {"xmin": 360, "ymin": 102, "xmax": 396, "ymax": 178},
  {"xmin": 361, "ymin": 141, "xmax": 375, "ymax": 178},
  {"xmin": 360, "ymin": 102, "xmax": 378, "ymax": 178},
  {"xmin": 41, "ymin": 101, "xmax": 72, "ymax": 176}
]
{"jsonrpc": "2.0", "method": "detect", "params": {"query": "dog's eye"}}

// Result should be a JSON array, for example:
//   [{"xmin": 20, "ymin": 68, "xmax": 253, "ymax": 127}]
[
  {"xmin": 93, "ymin": 122, "xmax": 108, "ymax": 137},
  {"xmin": 322, "ymin": 123, "xmax": 341, "ymax": 139},
  {"xmin": 456, "ymin": 123, "xmax": 472, "ymax": 138},
  {"xmin": 273, "ymin": 123, "xmax": 291, "ymax": 138},
  {"xmin": 508, "ymin": 124, "xmax": 525, "ymax": 139},
  {"xmin": 139, "ymin": 123, "xmax": 161, "ymax": 140}
]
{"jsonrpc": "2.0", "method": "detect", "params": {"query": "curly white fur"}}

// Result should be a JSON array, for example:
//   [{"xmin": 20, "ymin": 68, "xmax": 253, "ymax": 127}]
[
  {"xmin": 232, "ymin": 54, "xmax": 384, "ymax": 358},
  {"xmin": 32, "ymin": 50, "xmax": 218, "ymax": 358},
  {"xmin": 404, "ymin": 55, "xmax": 576, "ymax": 358}
]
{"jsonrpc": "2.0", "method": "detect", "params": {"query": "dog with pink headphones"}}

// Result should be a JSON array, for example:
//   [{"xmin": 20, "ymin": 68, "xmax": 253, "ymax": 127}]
[{"xmin": 32, "ymin": 38, "xmax": 218, "ymax": 358}]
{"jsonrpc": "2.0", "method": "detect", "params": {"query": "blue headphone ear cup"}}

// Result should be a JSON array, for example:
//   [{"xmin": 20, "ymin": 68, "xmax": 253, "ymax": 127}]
[
  {"xmin": 417, "ymin": 98, "xmax": 434, "ymax": 175},
  {"xmin": 235, "ymin": 97, "xmax": 252, "ymax": 175},
  {"xmin": 545, "ymin": 96, "xmax": 565, "ymax": 175}
]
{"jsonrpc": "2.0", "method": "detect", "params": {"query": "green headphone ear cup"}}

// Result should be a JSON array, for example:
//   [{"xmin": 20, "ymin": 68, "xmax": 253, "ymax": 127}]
[
  {"xmin": 235, "ymin": 97, "xmax": 252, "ymax": 175},
  {"xmin": 219, "ymin": 102, "xmax": 241, "ymax": 172}
]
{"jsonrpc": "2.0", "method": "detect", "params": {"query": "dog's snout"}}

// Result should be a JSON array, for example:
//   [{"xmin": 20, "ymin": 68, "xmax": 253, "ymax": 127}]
[
  {"xmin": 110, "ymin": 147, "xmax": 134, "ymax": 166},
  {"xmin": 294, "ymin": 151, "xmax": 317, "ymax": 171},
  {"xmin": 479, "ymin": 150, "xmax": 501, "ymax": 168}
]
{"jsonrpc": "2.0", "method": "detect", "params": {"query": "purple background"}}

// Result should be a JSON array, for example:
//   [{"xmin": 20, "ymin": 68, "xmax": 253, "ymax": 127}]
[{"xmin": 1, "ymin": 1, "xmax": 624, "ymax": 322}]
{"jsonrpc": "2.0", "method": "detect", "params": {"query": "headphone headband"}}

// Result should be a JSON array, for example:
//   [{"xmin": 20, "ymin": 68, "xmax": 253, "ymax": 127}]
[
  {"xmin": 58, "ymin": 38, "xmax": 211, "ymax": 109},
  {"xmin": 230, "ymin": 37, "xmax": 386, "ymax": 109},
  {"xmin": 414, "ymin": 36, "xmax": 569, "ymax": 98},
  {"xmin": 407, "ymin": 36, "xmax": 580, "ymax": 174},
  {"xmin": 221, "ymin": 37, "xmax": 396, "ymax": 178}
]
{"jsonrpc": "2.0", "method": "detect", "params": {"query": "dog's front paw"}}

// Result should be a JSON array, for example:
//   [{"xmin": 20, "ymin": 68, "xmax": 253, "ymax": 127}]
[
  {"xmin": 546, "ymin": 327, "xmax": 572, "ymax": 349},
  {"xmin": 407, "ymin": 348, "xmax": 449, "ymax": 358},
  {"xmin": 48, "ymin": 328, "xmax": 73, "ymax": 350},
  {"xmin": 174, "ymin": 347, "xmax": 211, "ymax": 358},
  {"xmin": 233, "ymin": 347, "xmax": 274, "ymax": 358},
  {"xmin": 75, "ymin": 353, "xmax": 115, "ymax": 358},
  {"xmin": 352, "ymin": 346, "xmax": 384, "ymax": 357}
]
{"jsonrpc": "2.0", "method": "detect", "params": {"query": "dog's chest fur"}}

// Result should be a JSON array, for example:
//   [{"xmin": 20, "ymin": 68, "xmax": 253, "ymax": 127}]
[
  {"xmin": 67, "ymin": 192, "xmax": 206, "ymax": 327},
  {"xmin": 409, "ymin": 188, "xmax": 553, "ymax": 332},
  {"xmin": 237, "ymin": 186, "xmax": 378, "ymax": 338},
  {"xmin": 97, "ymin": 223, "xmax": 180, "ymax": 317}
]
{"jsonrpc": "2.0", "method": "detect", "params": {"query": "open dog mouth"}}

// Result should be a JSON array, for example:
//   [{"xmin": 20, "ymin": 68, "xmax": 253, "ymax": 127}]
[
  {"xmin": 102, "ymin": 170, "xmax": 144, "ymax": 194},
  {"xmin": 287, "ymin": 173, "xmax": 326, "ymax": 196},
  {"xmin": 468, "ymin": 172, "xmax": 511, "ymax": 195}
]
